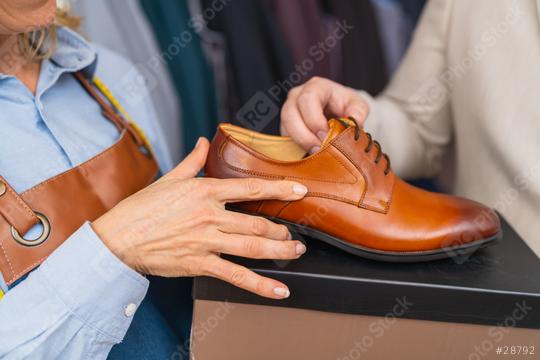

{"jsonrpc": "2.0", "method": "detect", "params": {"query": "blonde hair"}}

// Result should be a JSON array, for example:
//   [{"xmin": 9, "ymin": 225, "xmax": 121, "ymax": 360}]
[{"xmin": 17, "ymin": 8, "xmax": 81, "ymax": 61}]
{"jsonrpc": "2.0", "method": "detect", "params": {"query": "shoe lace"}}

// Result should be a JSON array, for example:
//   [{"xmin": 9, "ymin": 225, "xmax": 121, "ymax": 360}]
[{"xmin": 342, "ymin": 117, "xmax": 391, "ymax": 176}]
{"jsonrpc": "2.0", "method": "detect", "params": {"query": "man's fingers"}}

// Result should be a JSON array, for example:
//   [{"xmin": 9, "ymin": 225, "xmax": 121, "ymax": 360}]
[
  {"xmin": 282, "ymin": 77, "xmax": 368, "ymax": 153},
  {"xmin": 342, "ymin": 91, "xmax": 370, "ymax": 125},
  {"xmin": 213, "ymin": 178, "xmax": 308, "ymax": 202},
  {"xmin": 279, "ymin": 122, "xmax": 290, "ymax": 136},
  {"xmin": 281, "ymin": 92, "xmax": 321, "ymax": 151},
  {"xmin": 166, "ymin": 137, "xmax": 210, "ymax": 180},
  {"xmin": 218, "ymin": 212, "xmax": 291, "ymax": 240},
  {"xmin": 202, "ymin": 256, "xmax": 291, "ymax": 299},
  {"xmin": 296, "ymin": 82, "xmax": 333, "ymax": 142}
]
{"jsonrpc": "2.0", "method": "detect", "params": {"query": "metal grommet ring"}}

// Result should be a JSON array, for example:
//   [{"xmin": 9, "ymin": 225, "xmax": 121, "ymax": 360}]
[{"xmin": 11, "ymin": 212, "xmax": 51, "ymax": 247}]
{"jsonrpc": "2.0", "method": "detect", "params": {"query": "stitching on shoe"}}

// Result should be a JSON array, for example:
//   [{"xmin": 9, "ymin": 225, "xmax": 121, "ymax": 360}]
[
  {"xmin": 224, "ymin": 133, "xmax": 355, "ymax": 171},
  {"xmin": 329, "ymin": 128, "xmax": 369, "ymax": 206},
  {"xmin": 219, "ymin": 139, "xmax": 358, "ymax": 184},
  {"xmin": 330, "ymin": 128, "xmax": 394, "ymax": 214},
  {"xmin": 306, "ymin": 192, "xmax": 358, "ymax": 205}
]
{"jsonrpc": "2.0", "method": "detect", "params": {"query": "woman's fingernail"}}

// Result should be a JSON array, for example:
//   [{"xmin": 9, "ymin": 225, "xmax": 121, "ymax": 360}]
[
  {"xmin": 293, "ymin": 184, "xmax": 308, "ymax": 196},
  {"xmin": 287, "ymin": 232, "xmax": 292, "ymax": 240},
  {"xmin": 195, "ymin": 137, "xmax": 203, "ymax": 148},
  {"xmin": 273, "ymin": 287, "xmax": 290, "ymax": 298},
  {"xmin": 309, "ymin": 146, "xmax": 321, "ymax": 154},
  {"xmin": 296, "ymin": 243, "xmax": 307, "ymax": 255},
  {"xmin": 317, "ymin": 131, "xmax": 327, "ymax": 141}
]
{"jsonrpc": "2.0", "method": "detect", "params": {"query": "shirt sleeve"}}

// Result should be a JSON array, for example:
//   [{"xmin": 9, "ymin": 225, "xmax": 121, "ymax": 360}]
[
  {"xmin": 361, "ymin": 0, "xmax": 454, "ymax": 179},
  {"xmin": 0, "ymin": 222, "xmax": 149, "ymax": 360}
]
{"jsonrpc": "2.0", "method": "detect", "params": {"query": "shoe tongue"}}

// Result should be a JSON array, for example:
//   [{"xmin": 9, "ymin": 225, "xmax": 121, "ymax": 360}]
[{"xmin": 321, "ymin": 119, "xmax": 351, "ymax": 147}]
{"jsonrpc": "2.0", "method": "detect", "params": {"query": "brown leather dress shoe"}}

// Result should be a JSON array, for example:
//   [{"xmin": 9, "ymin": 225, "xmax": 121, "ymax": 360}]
[{"xmin": 205, "ymin": 119, "xmax": 502, "ymax": 262}]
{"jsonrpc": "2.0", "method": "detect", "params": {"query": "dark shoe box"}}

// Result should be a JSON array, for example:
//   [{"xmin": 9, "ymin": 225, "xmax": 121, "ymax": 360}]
[{"xmin": 193, "ymin": 216, "xmax": 540, "ymax": 329}]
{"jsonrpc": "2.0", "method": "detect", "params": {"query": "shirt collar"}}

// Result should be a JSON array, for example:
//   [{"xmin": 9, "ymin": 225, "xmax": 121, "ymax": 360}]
[
  {"xmin": 33, "ymin": 26, "xmax": 98, "ymax": 98},
  {"xmin": 0, "ymin": 26, "xmax": 97, "ymax": 82},
  {"xmin": 49, "ymin": 26, "xmax": 97, "ymax": 79}
]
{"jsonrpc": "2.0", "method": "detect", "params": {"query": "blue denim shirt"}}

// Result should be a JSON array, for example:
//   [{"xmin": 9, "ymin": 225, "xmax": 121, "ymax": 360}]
[{"xmin": 0, "ymin": 27, "xmax": 174, "ymax": 359}]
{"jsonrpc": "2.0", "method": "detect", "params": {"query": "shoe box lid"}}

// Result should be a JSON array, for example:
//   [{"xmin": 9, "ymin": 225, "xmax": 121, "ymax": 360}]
[{"xmin": 193, "ymin": 216, "xmax": 540, "ymax": 329}]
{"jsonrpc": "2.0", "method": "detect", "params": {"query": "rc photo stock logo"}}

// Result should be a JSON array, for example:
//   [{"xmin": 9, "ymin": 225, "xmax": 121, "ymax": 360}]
[
  {"xmin": 441, "ymin": 227, "xmax": 485, "ymax": 265},
  {"xmin": 441, "ymin": 208, "xmax": 499, "ymax": 265},
  {"xmin": 338, "ymin": 296, "xmax": 414, "ymax": 360},
  {"xmin": 236, "ymin": 91, "xmax": 280, "ymax": 132}
]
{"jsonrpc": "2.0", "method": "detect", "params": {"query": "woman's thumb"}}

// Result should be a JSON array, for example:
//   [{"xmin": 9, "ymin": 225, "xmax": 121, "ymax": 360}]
[{"xmin": 166, "ymin": 137, "xmax": 210, "ymax": 180}]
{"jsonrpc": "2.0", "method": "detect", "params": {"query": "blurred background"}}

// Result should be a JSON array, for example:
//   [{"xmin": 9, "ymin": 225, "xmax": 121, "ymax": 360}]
[{"xmin": 72, "ymin": 0, "xmax": 426, "ymax": 158}]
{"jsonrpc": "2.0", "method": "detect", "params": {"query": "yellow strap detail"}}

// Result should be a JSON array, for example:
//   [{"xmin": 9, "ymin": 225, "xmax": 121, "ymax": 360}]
[
  {"xmin": 92, "ymin": 76, "xmax": 153, "ymax": 153},
  {"xmin": 0, "ymin": 289, "xmax": 3, "ymax": 300}
]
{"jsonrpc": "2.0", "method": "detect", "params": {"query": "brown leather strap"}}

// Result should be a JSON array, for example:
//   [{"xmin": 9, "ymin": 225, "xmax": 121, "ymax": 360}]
[
  {"xmin": 0, "ymin": 176, "xmax": 39, "ymax": 234},
  {"xmin": 0, "ymin": 72, "xmax": 141, "ymax": 236},
  {"xmin": 73, "ymin": 72, "xmax": 145, "ymax": 147}
]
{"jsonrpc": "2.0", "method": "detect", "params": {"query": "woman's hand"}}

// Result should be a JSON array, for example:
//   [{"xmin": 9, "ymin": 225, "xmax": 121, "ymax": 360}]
[
  {"xmin": 92, "ymin": 138, "xmax": 308, "ymax": 299},
  {"xmin": 281, "ymin": 77, "xmax": 370, "ymax": 154}
]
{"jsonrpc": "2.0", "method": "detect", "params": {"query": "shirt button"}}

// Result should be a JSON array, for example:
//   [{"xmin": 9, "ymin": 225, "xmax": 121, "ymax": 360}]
[{"xmin": 124, "ymin": 303, "xmax": 137, "ymax": 317}]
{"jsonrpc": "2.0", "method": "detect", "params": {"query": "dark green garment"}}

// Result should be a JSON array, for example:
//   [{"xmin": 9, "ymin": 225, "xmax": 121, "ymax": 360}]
[{"xmin": 140, "ymin": 0, "xmax": 219, "ymax": 153}]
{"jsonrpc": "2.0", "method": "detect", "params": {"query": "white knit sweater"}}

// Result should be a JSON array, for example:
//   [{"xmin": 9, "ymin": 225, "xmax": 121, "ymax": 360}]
[{"xmin": 362, "ymin": 0, "xmax": 540, "ymax": 257}]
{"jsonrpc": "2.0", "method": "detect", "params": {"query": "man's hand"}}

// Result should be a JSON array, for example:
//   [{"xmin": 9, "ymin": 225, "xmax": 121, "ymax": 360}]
[{"xmin": 281, "ymin": 77, "xmax": 369, "ymax": 153}]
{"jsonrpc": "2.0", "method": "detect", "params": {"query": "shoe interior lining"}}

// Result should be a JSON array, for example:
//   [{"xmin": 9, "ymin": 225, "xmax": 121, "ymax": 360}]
[{"xmin": 221, "ymin": 124, "xmax": 307, "ymax": 161}]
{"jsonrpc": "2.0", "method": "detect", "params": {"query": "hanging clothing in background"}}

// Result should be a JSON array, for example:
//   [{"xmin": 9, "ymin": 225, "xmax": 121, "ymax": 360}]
[
  {"xmin": 395, "ymin": 0, "xmax": 427, "ymax": 23},
  {"xmin": 73, "ymin": 0, "xmax": 184, "ymax": 163},
  {"xmin": 187, "ymin": 0, "xmax": 230, "ymax": 122},
  {"xmin": 203, "ymin": 0, "xmax": 295, "ymax": 135},
  {"xmin": 322, "ymin": 14, "xmax": 346, "ymax": 83},
  {"xmin": 322, "ymin": 0, "xmax": 388, "ymax": 95},
  {"xmin": 81, "ymin": 0, "xmax": 423, "ymax": 142},
  {"xmin": 271, "ymin": 0, "xmax": 331, "ymax": 81},
  {"xmin": 371, "ymin": 0, "xmax": 415, "ymax": 76},
  {"xmin": 140, "ymin": 0, "xmax": 220, "ymax": 152}
]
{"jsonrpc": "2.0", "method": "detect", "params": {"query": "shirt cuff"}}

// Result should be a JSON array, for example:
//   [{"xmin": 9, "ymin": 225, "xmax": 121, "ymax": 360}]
[{"xmin": 36, "ymin": 222, "xmax": 149, "ymax": 343}]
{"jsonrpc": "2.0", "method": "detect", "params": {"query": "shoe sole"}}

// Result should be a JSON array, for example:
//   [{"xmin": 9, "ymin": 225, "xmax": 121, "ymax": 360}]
[
  {"xmin": 227, "ymin": 206, "xmax": 502, "ymax": 262},
  {"xmin": 268, "ymin": 216, "xmax": 502, "ymax": 262}
]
